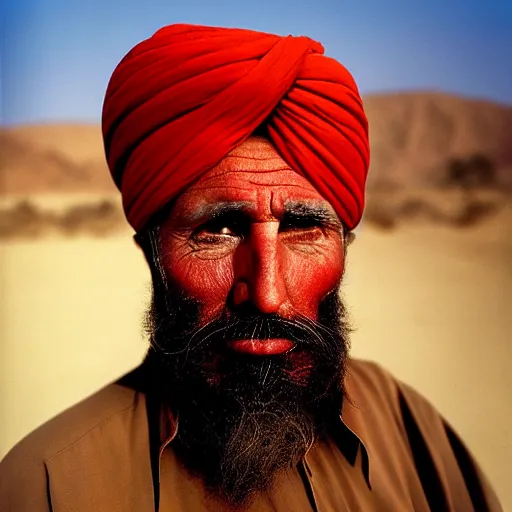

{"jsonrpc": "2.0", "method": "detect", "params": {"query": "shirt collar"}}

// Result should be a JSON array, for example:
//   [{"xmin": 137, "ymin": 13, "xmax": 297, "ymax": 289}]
[{"xmin": 337, "ymin": 395, "xmax": 372, "ymax": 489}]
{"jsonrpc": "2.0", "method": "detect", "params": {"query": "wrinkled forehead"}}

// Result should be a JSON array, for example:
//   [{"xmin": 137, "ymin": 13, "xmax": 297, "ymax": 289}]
[
  {"xmin": 202, "ymin": 136, "xmax": 298, "ymax": 181},
  {"xmin": 172, "ymin": 137, "xmax": 338, "ymax": 220},
  {"xmin": 191, "ymin": 136, "xmax": 330, "ymax": 196}
]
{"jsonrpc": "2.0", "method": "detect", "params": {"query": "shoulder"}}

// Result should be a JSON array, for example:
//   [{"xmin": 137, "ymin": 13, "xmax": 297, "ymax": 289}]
[
  {"xmin": 346, "ymin": 357, "xmax": 437, "ymax": 414},
  {"xmin": 0, "ymin": 373, "xmax": 144, "ymax": 508},
  {"xmin": 346, "ymin": 357, "xmax": 399, "ymax": 395},
  {"xmin": 344, "ymin": 358, "xmax": 449, "ymax": 445},
  {"xmin": 345, "ymin": 359, "xmax": 503, "ymax": 510},
  {"xmin": 2, "ymin": 379, "xmax": 141, "ymax": 465}
]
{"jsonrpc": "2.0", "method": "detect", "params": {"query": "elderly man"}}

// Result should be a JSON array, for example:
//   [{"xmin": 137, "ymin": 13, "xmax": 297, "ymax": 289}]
[{"xmin": 0, "ymin": 24, "xmax": 503, "ymax": 511}]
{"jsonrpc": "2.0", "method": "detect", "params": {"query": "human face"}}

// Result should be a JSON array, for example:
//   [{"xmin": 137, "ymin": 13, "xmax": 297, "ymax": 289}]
[{"xmin": 158, "ymin": 136, "xmax": 345, "ymax": 355}]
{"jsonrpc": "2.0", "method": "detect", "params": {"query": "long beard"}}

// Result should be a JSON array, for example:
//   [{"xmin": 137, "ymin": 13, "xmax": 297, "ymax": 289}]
[{"xmin": 143, "ymin": 274, "xmax": 351, "ymax": 508}]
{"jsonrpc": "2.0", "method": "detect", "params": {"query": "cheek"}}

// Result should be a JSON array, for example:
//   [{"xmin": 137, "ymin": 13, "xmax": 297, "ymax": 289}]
[
  {"xmin": 164, "ymin": 245, "xmax": 234, "ymax": 321},
  {"xmin": 283, "ymin": 247, "xmax": 344, "ymax": 318}
]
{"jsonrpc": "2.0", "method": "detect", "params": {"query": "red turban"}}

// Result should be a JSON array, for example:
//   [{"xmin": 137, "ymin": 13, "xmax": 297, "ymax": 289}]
[{"xmin": 102, "ymin": 24, "xmax": 369, "ymax": 231}]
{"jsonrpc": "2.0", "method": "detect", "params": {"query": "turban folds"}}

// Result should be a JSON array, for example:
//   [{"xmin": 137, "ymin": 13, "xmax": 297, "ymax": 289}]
[{"xmin": 102, "ymin": 24, "xmax": 369, "ymax": 231}]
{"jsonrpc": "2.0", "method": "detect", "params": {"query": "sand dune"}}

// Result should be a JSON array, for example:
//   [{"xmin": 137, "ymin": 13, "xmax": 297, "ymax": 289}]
[{"xmin": 0, "ymin": 124, "xmax": 115, "ymax": 195}]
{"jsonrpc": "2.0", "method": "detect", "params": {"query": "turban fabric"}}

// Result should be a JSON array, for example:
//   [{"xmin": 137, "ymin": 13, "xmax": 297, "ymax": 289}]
[{"xmin": 102, "ymin": 24, "xmax": 370, "ymax": 231}]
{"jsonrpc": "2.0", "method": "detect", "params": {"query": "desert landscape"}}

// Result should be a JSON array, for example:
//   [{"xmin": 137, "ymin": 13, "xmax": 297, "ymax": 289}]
[
  {"xmin": 1, "ymin": 91, "xmax": 511, "ymax": 237},
  {"xmin": 1, "ymin": 92, "xmax": 511, "ymax": 508}
]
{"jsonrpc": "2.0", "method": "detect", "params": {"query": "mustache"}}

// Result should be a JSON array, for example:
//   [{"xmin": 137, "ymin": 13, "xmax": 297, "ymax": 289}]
[{"xmin": 151, "ymin": 309, "xmax": 341, "ymax": 359}]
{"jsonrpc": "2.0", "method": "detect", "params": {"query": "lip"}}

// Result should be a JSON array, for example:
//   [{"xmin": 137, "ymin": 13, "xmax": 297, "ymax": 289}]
[{"xmin": 226, "ymin": 338, "xmax": 295, "ymax": 356}]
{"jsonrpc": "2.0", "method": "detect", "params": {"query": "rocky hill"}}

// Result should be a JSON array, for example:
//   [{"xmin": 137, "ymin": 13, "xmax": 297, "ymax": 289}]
[
  {"xmin": 364, "ymin": 92, "xmax": 511, "ymax": 190},
  {"xmin": 1, "ymin": 92, "xmax": 511, "ymax": 237},
  {"xmin": 1, "ymin": 92, "xmax": 511, "ymax": 196}
]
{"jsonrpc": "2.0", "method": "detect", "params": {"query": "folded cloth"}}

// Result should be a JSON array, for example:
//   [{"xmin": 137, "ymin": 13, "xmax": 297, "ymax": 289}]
[{"xmin": 102, "ymin": 24, "xmax": 370, "ymax": 231}]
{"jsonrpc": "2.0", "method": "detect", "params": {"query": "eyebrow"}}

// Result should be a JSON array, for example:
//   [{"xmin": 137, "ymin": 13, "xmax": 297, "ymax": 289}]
[
  {"xmin": 182, "ymin": 200, "xmax": 341, "ymax": 229},
  {"xmin": 181, "ymin": 201, "xmax": 251, "ymax": 224},
  {"xmin": 283, "ymin": 202, "xmax": 342, "ymax": 228}
]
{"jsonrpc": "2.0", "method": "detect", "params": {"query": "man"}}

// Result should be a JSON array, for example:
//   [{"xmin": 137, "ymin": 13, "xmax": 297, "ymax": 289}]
[{"xmin": 0, "ymin": 24, "xmax": 503, "ymax": 511}]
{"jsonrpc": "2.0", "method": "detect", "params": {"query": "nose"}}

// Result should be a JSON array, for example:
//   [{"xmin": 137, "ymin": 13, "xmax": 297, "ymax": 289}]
[{"xmin": 232, "ymin": 222, "xmax": 287, "ymax": 314}]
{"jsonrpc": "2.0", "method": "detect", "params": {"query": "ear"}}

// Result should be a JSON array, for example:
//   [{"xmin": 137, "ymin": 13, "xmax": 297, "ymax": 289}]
[{"xmin": 346, "ymin": 231, "xmax": 356, "ymax": 246}]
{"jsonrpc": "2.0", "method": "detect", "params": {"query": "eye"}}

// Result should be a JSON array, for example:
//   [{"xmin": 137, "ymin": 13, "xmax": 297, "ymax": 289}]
[
  {"xmin": 281, "ymin": 227, "xmax": 324, "ymax": 244},
  {"xmin": 207, "ymin": 225, "xmax": 236, "ymax": 236},
  {"xmin": 279, "ymin": 217, "xmax": 321, "ymax": 231},
  {"xmin": 191, "ymin": 216, "xmax": 245, "ymax": 246},
  {"xmin": 279, "ymin": 215, "xmax": 327, "ymax": 244},
  {"xmin": 193, "ymin": 227, "xmax": 236, "ymax": 245}
]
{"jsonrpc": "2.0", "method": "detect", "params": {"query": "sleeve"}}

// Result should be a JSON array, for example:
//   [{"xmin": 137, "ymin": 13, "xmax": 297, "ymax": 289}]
[
  {"xmin": 0, "ymin": 444, "xmax": 52, "ymax": 512},
  {"xmin": 397, "ymin": 379, "xmax": 503, "ymax": 512}
]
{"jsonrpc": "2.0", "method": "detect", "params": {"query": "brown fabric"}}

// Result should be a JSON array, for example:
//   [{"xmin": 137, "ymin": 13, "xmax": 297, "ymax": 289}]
[{"xmin": 0, "ymin": 359, "xmax": 503, "ymax": 511}]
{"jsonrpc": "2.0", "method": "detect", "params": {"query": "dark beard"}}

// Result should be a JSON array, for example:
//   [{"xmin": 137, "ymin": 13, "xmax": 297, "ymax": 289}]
[{"xmin": 143, "ymin": 273, "xmax": 351, "ymax": 508}]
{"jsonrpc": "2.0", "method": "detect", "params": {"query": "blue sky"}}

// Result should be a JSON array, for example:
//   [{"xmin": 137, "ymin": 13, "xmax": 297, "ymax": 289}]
[{"xmin": 2, "ymin": 0, "xmax": 511, "ymax": 125}]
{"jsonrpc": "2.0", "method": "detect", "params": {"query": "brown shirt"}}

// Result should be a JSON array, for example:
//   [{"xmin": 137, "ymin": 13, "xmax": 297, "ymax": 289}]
[{"xmin": 0, "ymin": 359, "xmax": 503, "ymax": 511}]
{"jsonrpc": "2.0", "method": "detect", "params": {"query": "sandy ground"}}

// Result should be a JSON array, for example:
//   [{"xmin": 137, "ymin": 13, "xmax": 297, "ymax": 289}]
[{"xmin": 1, "ymin": 207, "xmax": 511, "ymax": 509}]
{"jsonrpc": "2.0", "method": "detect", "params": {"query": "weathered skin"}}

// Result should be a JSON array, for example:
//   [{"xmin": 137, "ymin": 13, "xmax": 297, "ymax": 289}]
[{"xmin": 159, "ymin": 137, "xmax": 346, "ymax": 344}]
